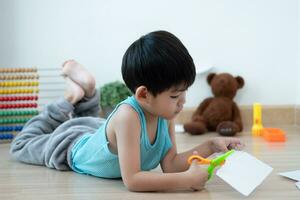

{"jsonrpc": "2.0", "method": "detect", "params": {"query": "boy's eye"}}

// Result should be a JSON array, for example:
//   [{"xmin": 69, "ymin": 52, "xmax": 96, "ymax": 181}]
[{"xmin": 170, "ymin": 95, "xmax": 180, "ymax": 99}]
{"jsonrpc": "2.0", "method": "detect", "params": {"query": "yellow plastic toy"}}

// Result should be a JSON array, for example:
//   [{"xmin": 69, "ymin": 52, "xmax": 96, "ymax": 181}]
[
  {"xmin": 252, "ymin": 103, "xmax": 264, "ymax": 136},
  {"xmin": 251, "ymin": 103, "xmax": 286, "ymax": 142}
]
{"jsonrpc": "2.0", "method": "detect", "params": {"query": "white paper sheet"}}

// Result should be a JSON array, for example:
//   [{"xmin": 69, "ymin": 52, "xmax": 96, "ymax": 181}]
[
  {"xmin": 278, "ymin": 170, "xmax": 300, "ymax": 181},
  {"xmin": 296, "ymin": 182, "xmax": 300, "ymax": 190},
  {"xmin": 175, "ymin": 124, "xmax": 184, "ymax": 133},
  {"xmin": 216, "ymin": 151, "xmax": 273, "ymax": 196}
]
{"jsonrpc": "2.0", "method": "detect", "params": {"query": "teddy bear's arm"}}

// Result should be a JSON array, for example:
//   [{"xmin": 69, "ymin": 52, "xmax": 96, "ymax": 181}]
[
  {"xmin": 192, "ymin": 98, "xmax": 213, "ymax": 120},
  {"xmin": 232, "ymin": 102, "xmax": 243, "ymax": 131}
]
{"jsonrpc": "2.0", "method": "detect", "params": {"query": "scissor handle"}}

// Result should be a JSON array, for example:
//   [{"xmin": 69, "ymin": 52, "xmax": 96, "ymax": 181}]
[
  {"xmin": 188, "ymin": 155, "xmax": 211, "ymax": 165},
  {"xmin": 208, "ymin": 150, "xmax": 235, "ymax": 179},
  {"xmin": 187, "ymin": 150, "xmax": 235, "ymax": 180}
]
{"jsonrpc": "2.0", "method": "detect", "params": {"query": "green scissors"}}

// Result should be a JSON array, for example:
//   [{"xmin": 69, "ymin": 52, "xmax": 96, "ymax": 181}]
[{"xmin": 188, "ymin": 149, "xmax": 235, "ymax": 179}]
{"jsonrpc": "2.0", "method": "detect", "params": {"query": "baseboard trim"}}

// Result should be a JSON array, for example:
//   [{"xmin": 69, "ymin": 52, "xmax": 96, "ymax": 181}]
[
  {"xmin": 174, "ymin": 105, "xmax": 298, "ymax": 127},
  {"xmin": 296, "ymin": 106, "xmax": 300, "ymax": 126}
]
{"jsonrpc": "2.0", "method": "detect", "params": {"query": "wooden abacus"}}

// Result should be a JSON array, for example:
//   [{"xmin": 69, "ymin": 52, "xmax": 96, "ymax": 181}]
[{"xmin": 0, "ymin": 67, "xmax": 64, "ymax": 143}]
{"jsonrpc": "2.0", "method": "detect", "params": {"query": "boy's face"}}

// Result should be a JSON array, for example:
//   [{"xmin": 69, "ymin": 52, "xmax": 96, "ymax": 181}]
[{"xmin": 147, "ymin": 85, "xmax": 186, "ymax": 120}]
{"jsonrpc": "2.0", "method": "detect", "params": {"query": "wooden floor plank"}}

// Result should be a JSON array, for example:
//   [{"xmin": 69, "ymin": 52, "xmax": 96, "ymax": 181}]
[{"xmin": 0, "ymin": 125, "xmax": 299, "ymax": 199}]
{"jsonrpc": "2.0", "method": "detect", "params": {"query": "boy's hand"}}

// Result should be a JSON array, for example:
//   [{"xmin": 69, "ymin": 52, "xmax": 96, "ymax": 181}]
[
  {"xmin": 210, "ymin": 137, "xmax": 244, "ymax": 153},
  {"xmin": 186, "ymin": 151, "xmax": 209, "ymax": 191}
]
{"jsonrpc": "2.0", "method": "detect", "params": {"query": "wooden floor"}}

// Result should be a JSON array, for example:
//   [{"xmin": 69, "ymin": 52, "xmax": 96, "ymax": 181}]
[{"xmin": 1, "ymin": 125, "xmax": 300, "ymax": 200}]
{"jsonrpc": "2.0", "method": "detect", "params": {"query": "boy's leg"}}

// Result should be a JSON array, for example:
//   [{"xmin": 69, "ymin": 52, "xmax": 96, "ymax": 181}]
[
  {"xmin": 73, "ymin": 90, "xmax": 101, "ymax": 117},
  {"xmin": 62, "ymin": 60, "xmax": 100, "ymax": 117},
  {"xmin": 10, "ymin": 77, "xmax": 85, "ymax": 169},
  {"xmin": 62, "ymin": 59, "xmax": 96, "ymax": 97},
  {"xmin": 10, "ymin": 98, "xmax": 74, "ymax": 166}
]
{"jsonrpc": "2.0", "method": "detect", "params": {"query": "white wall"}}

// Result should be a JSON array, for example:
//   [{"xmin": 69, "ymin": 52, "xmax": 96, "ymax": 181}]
[
  {"xmin": 297, "ymin": 0, "xmax": 300, "ymax": 105},
  {"xmin": 0, "ymin": 0, "xmax": 299, "ymax": 107},
  {"xmin": 0, "ymin": 1, "xmax": 16, "ymax": 64}
]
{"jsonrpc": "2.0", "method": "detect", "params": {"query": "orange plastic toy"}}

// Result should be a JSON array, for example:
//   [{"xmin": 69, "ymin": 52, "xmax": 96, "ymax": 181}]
[{"xmin": 262, "ymin": 128, "xmax": 286, "ymax": 142}]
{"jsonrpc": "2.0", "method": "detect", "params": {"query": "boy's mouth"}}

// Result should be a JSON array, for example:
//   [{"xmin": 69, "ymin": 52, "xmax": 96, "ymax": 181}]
[{"xmin": 175, "ymin": 109, "xmax": 182, "ymax": 114}]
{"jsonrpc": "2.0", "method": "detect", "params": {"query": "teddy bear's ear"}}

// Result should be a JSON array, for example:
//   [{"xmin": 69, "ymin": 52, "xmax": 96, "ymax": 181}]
[
  {"xmin": 235, "ymin": 76, "xmax": 244, "ymax": 89},
  {"xmin": 207, "ymin": 73, "xmax": 216, "ymax": 85}
]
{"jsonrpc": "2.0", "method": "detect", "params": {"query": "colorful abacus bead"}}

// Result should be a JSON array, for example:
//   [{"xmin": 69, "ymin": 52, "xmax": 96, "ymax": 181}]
[
  {"xmin": 0, "ymin": 103, "xmax": 38, "ymax": 109},
  {"xmin": 0, "ymin": 88, "xmax": 39, "ymax": 94},
  {"xmin": 0, "ymin": 126, "xmax": 23, "ymax": 132},
  {"xmin": 0, "ymin": 68, "xmax": 37, "ymax": 73},
  {"xmin": 0, "ymin": 118, "xmax": 31, "ymax": 124},
  {"xmin": 0, "ymin": 110, "xmax": 39, "ymax": 116},
  {"xmin": 0, "ymin": 74, "xmax": 39, "ymax": 80},
  {"xmin": 0, "ymin": 81, "xmax": 39, "ymax": 87},
  {"xmin": 0, "ymin": 95, "xmax": 39, "ymax": 101},
  {"xmin": 0, "ymin": 133, "xmax": 14, "ymax": 140}
]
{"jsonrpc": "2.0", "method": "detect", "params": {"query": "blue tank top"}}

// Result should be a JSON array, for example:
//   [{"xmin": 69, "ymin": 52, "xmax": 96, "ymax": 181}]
[{"xmin": 70, "ymin": 96, "xmax": 173, "ymax": 178}]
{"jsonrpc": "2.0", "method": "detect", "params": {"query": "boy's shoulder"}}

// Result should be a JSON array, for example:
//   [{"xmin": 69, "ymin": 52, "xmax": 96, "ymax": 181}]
[
  {"xmin": 108, "ymin": 103, "xmax": 141, "ymax": 134},
  {"xmin": 112, "ymin": 103, "xmax": 140, "ymax": 123}
]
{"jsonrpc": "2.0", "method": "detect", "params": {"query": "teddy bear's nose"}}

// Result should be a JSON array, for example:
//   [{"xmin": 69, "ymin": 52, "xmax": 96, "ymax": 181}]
[{"xmin": 219, "ymin": 79, "xmax": 227, "ymax": 85}]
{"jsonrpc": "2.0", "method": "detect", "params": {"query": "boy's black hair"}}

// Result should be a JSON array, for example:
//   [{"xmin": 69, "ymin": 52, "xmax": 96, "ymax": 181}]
[{"xmin": 121, "ymin": 30, "xmax": 196, "ymax": 96}]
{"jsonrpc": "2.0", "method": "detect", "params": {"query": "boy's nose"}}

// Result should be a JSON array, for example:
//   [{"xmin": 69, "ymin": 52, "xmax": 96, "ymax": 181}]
[{"xmin": 179, "ymin": 93, "xmax": 186, "ymax": 106}]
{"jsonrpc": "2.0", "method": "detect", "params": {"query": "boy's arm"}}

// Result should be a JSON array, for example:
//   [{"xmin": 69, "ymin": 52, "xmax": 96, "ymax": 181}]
[
  {"xmin": 161, "ymin": 120, "xmax": 243, "ymax": 173},
  {"xmin": 113, "ymin": 106, "xmax": 207, "ymax": 191},
  {"xmin": 160, "ymin": 120, "xmax": 214, "ymax": 173}
]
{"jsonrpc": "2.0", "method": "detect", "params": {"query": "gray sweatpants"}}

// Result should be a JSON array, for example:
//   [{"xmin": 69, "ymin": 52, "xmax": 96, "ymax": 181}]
[{"xmin": 10, "ymin": 91, "xmax": 105, "ymax": 170}]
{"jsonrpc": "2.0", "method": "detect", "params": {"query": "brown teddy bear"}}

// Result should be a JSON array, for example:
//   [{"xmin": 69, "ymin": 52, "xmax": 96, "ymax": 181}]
[{"xmin": 183, "ymin": 73, "xmax": 244, "ymax": 136}]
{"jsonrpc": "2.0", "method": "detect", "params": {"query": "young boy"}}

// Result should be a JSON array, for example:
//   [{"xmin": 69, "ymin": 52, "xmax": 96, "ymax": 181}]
[{"xmin": 10, "ymin": 31, "xmax": 243, "ymax": 192}]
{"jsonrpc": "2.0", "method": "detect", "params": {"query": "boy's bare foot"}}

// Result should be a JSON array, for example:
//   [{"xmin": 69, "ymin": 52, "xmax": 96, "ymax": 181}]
[
  {"xmin": 64, "ymin": 77, "xmax": 85, "ymax": 105},
  {"xmin": 62, "ymin": 60, "xmax": 96, "ymax": 97}
]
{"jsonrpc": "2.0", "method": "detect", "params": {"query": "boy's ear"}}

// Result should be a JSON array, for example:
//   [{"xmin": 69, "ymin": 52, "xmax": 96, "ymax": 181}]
[{"xmin": 135, "ymin": 86, "xmax": 149, "ymax": 102}]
